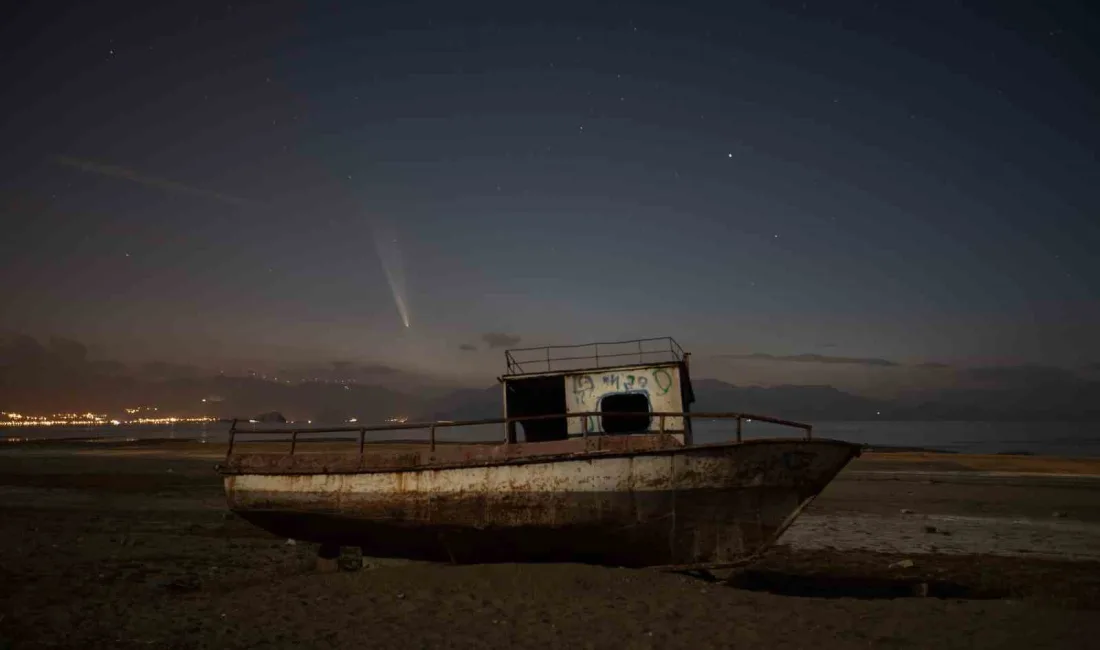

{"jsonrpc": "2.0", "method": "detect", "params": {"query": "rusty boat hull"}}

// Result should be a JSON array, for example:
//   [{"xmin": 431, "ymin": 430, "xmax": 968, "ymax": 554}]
[{"xmin": 221, "ymin": 437, "xmax": 860, "ymax": 570}]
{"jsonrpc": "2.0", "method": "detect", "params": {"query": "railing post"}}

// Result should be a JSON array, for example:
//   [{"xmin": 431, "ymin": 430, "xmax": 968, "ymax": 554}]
[
  {"xmin": 226, "ymin": 418, "xmax": 237, "ymax": 459},
  {"xmin": 359, "ymin": 428, "xmax": 366, "ymax": 455},
  {"xmin": 659, "ymin": 414, "xmax": 665, "ymax": 434},
  {"xmin": 638, "ymin": 340, "xmax": 643, "ymax": 364},
  {"xmin": 290, "ymin": 430, "xmax": 298, "ymax": 455},
  {"xmin": 594, "ymin": 343, "xmax": 599, "ymax": 366},
  {"xmin": 430, "ymin": 425, "xmax": 436, "ymax": 452},
  {"xmin": 581, "ymin": 414, "xmax": 588, "ymax": 438},
  {"xmin": 736, "ymin": 416, "xmax": 743, "ymax": 443},
  {"xmin": 546, "ymin": 347, "xmax": 551, "ymax": 372},
  {"xmin": 806, "ymin": 425, "xmax": 813, "ymax": 441}
]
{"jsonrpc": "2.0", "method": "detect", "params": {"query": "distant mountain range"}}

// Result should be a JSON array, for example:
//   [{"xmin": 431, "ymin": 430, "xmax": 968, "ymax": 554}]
[
  {"xmin": 4, "ymin": 372, "xmax": 1100, "ymax": 424},
  {"xmin": 3, "ymin": 333, "xmax": 1100, "ymax": 423}
]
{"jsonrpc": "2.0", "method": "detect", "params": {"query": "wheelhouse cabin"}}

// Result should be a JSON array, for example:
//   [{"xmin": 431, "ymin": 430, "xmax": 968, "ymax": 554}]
[{"xmin": 500, "ymin": 337, "xmax": 696, "ymax": 446}]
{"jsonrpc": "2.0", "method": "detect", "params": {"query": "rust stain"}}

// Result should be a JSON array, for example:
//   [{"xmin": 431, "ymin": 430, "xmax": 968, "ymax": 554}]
[
  {"xmin": 223, "ymin": 439, "xmax": 859, "ymax": 569},
  {"xmin": 782, "ymin": 451, "xmax": 816, "ymax": 472}
]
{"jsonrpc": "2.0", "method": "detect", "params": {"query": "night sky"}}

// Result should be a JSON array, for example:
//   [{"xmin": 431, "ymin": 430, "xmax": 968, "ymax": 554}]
[{"xmin": 2, "ymin": 0, "xmax": 1097, "ymax": 395}]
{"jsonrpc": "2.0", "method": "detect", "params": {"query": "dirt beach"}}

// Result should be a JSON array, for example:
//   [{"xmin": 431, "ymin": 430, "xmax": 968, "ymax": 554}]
[{"xmin": 1, "ymin": 441, "xmax": 1099, "ymax": 649}]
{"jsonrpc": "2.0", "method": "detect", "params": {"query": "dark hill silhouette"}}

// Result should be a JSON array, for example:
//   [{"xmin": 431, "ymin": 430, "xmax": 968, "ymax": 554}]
[
  {"xmin": 412, "ymin": 379, "xmax": 887, "ymax": 423},
  {"xmin": 417, "ymin": 378, "xmax": 1100, "ymax": 423},
  {"xmin": 689, "ymin": 379, "xmax": 886, "ymax": 420},
  {"xmin": 4, "ymin": 334, "xmax": 1100, "ymax": 423}
]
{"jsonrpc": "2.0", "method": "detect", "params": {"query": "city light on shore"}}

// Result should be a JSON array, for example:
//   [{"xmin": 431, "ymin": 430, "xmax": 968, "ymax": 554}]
[{"xmin": 0, "ymin": 411, "xmax": 217, "ymax": 427}]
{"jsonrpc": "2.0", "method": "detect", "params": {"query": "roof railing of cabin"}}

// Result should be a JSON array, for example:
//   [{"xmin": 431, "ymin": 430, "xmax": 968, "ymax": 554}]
[{"xmin": 504, "ymin": 337, "xmax": 686, "ymax": 375}]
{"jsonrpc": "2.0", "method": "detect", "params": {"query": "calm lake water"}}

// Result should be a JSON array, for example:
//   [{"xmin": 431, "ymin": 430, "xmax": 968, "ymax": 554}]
[
  {"xmin": 694, "ymin": 420, "xmax": 1100, "ymax": 457},
  {"xmin": 5, "ymin": 420, "xmax": 1099, "ymax": 457}
]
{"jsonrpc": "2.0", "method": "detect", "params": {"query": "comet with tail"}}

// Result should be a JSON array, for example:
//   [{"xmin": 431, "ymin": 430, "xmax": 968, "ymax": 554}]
[{"xmin": 373, "ymin": 226, "xmax": 411, "ymax": 328}]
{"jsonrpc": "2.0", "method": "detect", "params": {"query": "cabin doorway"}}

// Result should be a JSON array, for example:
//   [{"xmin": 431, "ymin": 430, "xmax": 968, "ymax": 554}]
[
  {"xmin": 505, "ymin": 376, "xmax": 568, "ymax": 442},
  {"xmin": 599, "ymin": 393, "xmax": 652, "ymax": 434}
]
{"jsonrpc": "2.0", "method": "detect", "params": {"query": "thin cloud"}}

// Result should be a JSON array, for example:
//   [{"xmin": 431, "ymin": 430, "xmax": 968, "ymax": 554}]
[
  {"xmin": 458, "ymin": 343, "xmax": 478, "ymax": 352},
  {"xmin": 53, "ymin": 155, "xmax": 259, "ymax": 207},
  {"xmin": 717, "ymin": 352, "xmax": 900, "ymax": 367},
  {"xmin": 482, "ymin": 332, "xmax": 521, "ymax": 349},
  {"xmin": 962, "ymin": 365, "xmax": 1079, "ymax": 386},
  {"xmin": 915, "ymin": 362, "xmax": 952, "ymax": 369}
]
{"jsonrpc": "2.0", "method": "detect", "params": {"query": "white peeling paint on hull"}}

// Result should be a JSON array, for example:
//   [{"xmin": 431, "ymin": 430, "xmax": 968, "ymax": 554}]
[{"xmin": 225, "ymin": 439, "xmax": 860, "ymax": 568}]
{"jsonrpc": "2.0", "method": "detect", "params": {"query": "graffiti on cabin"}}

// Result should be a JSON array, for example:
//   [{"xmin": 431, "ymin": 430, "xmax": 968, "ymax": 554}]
[
  {"xmin": 571, "ymin": 374, "xmax": 595, "ymax": 405},
  {"xmin": 572, "ymin": 367, "xmax": 675, "ymax": 407},
  {"xmin": 652, "ymin": 368, "xmax": 673, "ymax": 394},
  {"xmin": 601, "ymin": 372, "xmax": 649, "ymax": 392},
  {"xmin": 565, "ymin": 365, "xmax": 684, "ymax": 435}
]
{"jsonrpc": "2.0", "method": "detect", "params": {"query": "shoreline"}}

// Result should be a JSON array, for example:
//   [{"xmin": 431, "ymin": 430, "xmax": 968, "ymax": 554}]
[
  {"xmin": 5, "ymin": 437, "xmax": 1100, "ymax": 476},
  {"xmin": 4, "ymin": 420, "xmax": 1099, "ymax": 460}
]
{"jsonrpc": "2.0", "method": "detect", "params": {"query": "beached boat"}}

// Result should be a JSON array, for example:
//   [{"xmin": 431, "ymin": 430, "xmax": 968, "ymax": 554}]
[{"xmin": 218, "ymin": 338, "xmax": 861, "ymax": 571}]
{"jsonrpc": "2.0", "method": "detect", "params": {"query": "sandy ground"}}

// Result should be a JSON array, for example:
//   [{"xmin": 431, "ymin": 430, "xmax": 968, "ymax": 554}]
[{"xmin": 1, "ymin": 441, "xmax": 1099, "ymax": 649}]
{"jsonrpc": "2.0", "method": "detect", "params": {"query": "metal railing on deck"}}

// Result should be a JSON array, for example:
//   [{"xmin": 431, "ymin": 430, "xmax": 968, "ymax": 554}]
[
  {"xmin": 504, "ymin": 337, "xmax": 685, "ymax": 375},
  {"xmin": 225, "ymin": 411, "xmax": 812, "ymax": 460}
]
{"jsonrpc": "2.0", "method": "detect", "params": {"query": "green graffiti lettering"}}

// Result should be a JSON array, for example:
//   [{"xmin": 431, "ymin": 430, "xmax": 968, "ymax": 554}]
[
  {"xmin": 652, "ymin": 368, "xmax": 673, "ymax": 395},
  {"xmin": 572, "ymin": 375, "xmax": 595, "ymax": 404}
]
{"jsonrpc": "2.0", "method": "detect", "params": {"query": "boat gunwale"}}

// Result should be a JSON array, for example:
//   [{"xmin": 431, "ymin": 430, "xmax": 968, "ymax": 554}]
[{"xmin": 218, "ymin": 436, "xmax": 863, "ymax": 476}]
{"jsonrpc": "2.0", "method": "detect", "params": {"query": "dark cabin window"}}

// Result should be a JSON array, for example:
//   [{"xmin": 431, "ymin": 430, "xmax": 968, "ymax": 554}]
[
  {"xmin": 600, "ymin": 393, "xmax": 652, "ymax": 434},
  {"xmin": 506, "ymin": 376, "xmax": 568, "ymax": 442}
]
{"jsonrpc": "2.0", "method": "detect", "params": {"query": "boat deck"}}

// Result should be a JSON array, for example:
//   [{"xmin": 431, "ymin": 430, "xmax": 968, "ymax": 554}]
[{"xmin": 221, "ymin": 433, "xmax": 686, "ymax": 475}]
